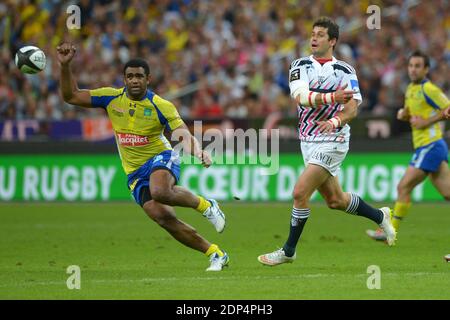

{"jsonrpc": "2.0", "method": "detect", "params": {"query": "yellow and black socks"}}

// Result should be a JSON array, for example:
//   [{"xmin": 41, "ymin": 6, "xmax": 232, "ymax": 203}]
[
  {"xmin": 196, "ymin": 196, "xmax": 211, "ymax": 213},
  {"xmin": 392, "ymin": 202, "xmax": 411, "ymax": 231},
  {"xmin": 205, "ymin": 244, "xmax": 224, "ymax": 257}
]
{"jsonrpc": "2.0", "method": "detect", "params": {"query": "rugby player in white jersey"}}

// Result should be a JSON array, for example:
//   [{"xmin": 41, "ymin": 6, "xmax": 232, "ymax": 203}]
[{"xmin": 258, "ymin": 17, "xmax": 396, "ymax": 266}]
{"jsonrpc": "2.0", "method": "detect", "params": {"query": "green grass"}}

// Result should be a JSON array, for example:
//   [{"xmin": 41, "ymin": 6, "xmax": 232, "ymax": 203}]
[{"xmin": 0, "ymin": 202, "xmax": 449, "ymax": 299}]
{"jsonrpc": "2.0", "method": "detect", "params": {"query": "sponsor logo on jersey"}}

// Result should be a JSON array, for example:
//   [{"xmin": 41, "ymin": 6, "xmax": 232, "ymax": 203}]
[
  {"xmin": 350, "ymin": 79, "xmax": 360, "ymax": 93},
  {"xmin": 110, "ymin": 105, "xmax": 124, "ymax": 117},
  {"xmin": 318, "ymin": 76, "xmax": 326, "ymax": 85},
  {"xmin": 111, "ymin": 105, "xmax": 125, "ymax": 113},
  {"xmin": 129, "ymin": 102, "xmax": 137, "ymax": 117},
  {"xmin": 152, "ymin": 154, "xmax": 169, "ymax": 165},
  {"xmin": 112, "ymin": 110, "xmax": 124, "ymax": 117},
  {"xmin": 128, "ymin": 178, "xmax": 139, "ymax": 191},
  {"xmin": 144, "ymin": 108, "xmax": 152, "ymax": 117},
  {"xmin": 290, "ymin": 69, "xmax": 300, "ymax": 81},
  {"xmin": 117, "ymin": 133, "xmax": 149, "ymax": 146}
]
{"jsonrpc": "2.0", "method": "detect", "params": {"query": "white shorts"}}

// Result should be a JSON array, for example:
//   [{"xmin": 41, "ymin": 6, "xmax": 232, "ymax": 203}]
[{"xmin": 300, "ymin": 140, "xmax": 349, "ymax": 176}]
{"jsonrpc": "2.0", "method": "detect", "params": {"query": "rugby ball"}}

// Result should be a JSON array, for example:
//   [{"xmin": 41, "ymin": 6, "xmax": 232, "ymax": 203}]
[{"xmin": 15, "ymin": 46, "xmax": 46, "ymax": 74}]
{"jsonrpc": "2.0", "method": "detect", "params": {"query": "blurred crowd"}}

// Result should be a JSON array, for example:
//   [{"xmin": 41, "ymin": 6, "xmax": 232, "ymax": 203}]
[{"xmin": 0, "ymin": 0, "xmax": 449, "ymax": 121}]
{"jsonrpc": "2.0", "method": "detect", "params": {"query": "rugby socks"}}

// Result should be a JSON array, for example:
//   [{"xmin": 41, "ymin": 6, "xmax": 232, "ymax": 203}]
[
  {"xmin": 283, "ymin": 208, "xmax": 310, "ymax": 257},
  {"xmin": 196, "ymin": 196, "xmax": 211, "ymax": 213},
  {"xmin": 392, "ymin": 202, "xmax": 411, "ymax": 231},
  {"xmin": 205, "ymin": 244, "xmax": 224, "ymax": 257},
  {"xmin": 346, "ymin": 193, "xmax": 383, "ymax": 224}
]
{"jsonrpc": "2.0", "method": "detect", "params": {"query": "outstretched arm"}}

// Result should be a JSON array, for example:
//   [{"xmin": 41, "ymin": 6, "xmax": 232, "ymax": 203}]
[{"xmin": 57, "ymin": 43, "xmax": 92, "ymax": 107}]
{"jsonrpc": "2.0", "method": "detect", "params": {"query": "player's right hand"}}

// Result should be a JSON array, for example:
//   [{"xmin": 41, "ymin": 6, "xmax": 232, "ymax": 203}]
[
  {"xmin": 197, "ymin": 150, "xmax": 212, "ymax": 168},
  {"xmin": 56, "ymin": 43, "xmax": 76, "ymax": 65},
  {"xmin": 334, "ymin": 83, "xmax": 356, "ymax": 104}
]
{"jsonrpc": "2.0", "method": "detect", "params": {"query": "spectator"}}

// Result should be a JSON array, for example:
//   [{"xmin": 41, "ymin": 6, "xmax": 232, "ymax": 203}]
[{"xmin": 1, "ymin": 0, "xmax": 448, "ymax": 121}]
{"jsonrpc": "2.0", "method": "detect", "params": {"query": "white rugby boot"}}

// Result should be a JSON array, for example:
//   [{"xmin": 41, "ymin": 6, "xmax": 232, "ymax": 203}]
[
  {"xmin": 202, "ymin": 199, "xmax": 226, "ymax": 233},
  {"xmin": 257, "ymin": 248, "xmax": 296, "ymax": 266},
  {"xmin": 206, "ymin": 252, "xmax": 229, "ymax": 271}
]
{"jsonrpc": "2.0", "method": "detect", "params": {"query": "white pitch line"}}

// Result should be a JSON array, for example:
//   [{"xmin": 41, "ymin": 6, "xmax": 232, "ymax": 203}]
[
  {"xmin": 0, "ymin": 272, "xmax": 447, "ymax": 288},
  {"xmin": 0, "ymin": 274, "xmax": 329, "ymax": 288}
]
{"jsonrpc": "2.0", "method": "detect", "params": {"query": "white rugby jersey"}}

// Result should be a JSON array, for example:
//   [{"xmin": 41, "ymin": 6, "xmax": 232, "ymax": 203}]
[{"xmin": 288, "ymin": 55, "xmax": 362, "ymax": 142}]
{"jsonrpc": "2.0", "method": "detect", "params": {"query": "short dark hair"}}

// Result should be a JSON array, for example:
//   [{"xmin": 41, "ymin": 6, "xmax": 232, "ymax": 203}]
[
  {"xmin": 313, "ymin": 17, "xmax": 339, "ymax": 46},
  {"xmin": 123, "ymin": 58, "xmax": 150, "ymax": 75},
  {"xmin": 408, "ymin": 50, "xmax": 430, "ymax": 68}
]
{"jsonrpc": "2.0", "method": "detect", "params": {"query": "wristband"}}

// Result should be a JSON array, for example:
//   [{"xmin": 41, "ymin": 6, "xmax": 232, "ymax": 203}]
[
  {"xmin": 303, "ymin": 91, "xmax": 318, "ymax": 107},
  {"xmin": 321, "ymin": 92, "xmax": 335, "ymax": 105},
  {"xmin": 327, "ymin": 116, "xmax": 342, "ymax": 129},
  {"xmin": 292, "ymin": 86, "xmax": 318, "ymax": 107}
]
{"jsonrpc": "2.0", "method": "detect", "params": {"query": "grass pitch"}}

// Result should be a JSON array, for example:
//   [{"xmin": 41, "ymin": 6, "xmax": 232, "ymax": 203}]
[{"xmin": 0, "ymin": 202, "xmax": 449, "ymax": 299}]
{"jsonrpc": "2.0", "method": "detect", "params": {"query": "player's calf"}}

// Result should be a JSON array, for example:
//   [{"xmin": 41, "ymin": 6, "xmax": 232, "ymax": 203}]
[
  {"xmin": 324, "ymin": 196, "xmax": 347, "ymax": 211},
  {"xmin": 345, "ymin": 192, "xmax": 384, "ymax": 224},
  {"xmin": 143, "ymin": 201, "xmax": 176, "ymax": 230}
]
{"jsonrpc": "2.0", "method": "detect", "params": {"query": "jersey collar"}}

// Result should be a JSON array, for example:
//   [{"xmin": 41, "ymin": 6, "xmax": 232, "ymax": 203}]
[
  {"xmin": 310, "ymin": 55, "xmax": 336, "ymax": 67},
  {"xmin": 124, "ymin": 87, "xmax": 153, "ymax": 102}
]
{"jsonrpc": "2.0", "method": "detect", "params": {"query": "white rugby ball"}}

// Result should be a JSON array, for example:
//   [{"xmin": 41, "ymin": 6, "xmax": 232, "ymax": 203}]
[{"xmin": 15, "ymin": 46, "xmax": 46, "ymax": 74}]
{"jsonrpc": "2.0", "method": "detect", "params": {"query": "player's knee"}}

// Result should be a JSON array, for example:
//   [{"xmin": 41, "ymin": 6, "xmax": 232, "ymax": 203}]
[
  {"xmin": 143, "ymin": 202, "xmax": 160, "ymax": 222},
  {"xmin": 444, "ymin": 195, "xmax": 450, "ymax": 201},
  {"xmin": 292, "ymin": 187, "xmax": 308, "ymax": 203}
]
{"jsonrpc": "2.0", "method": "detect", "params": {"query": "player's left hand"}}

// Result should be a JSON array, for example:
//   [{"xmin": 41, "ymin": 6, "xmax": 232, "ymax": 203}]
[
  {"xmin": 316, "ymin": 120, "xmax": 335, "ymax": 133},
  {"xmin": 410, "ymin": 116, "xmax": 430, "ymax": 129},
  {"xmin": 197, "ymin": 150, "xmax": 212, "ymax": 168},
  {"xmin": 317, "ymin": 116, "xmax": 341, "ymax": 133}
]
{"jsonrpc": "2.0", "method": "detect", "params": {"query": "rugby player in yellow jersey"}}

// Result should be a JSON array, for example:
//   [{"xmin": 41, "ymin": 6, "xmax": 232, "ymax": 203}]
[
  {"xmin": 367, "ymin": 51, "xmax": 450, "ymax": 242},
  {"xmin": 56, "ymin": 43, "xmax": 228, "ymax": 271}
]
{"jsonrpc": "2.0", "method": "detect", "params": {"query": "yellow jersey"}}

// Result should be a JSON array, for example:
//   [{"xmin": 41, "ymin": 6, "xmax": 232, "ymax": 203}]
[
  {"xmin": 90, "ymin": 87, "xmax": 184, "ymax": 174},
  {"xmin": 405, "ymin": 79, "xmax": 449, "ymax": 149}
]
